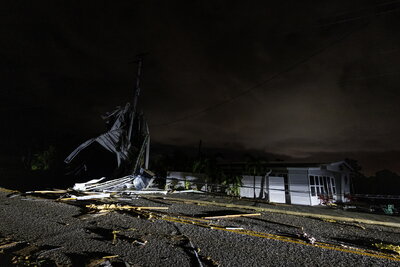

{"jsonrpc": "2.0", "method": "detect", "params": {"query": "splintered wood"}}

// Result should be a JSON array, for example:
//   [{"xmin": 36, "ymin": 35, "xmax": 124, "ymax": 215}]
[
  {"xmin": 203, "ymin": 213, "xmax": 261, "ymax": 220},
  {"xmin": 86, "ymin": 204, "xmax": 168, "ymax": 212},
  {"xmin": 27, "ymin": 190, "xmax": 69, "ymax": 194}
]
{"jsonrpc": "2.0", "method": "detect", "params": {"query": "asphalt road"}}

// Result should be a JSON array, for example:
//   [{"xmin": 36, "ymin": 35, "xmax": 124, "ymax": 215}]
[{"xmin": 0, "ymin": 188, "xmax": 399, "ymax": 266}]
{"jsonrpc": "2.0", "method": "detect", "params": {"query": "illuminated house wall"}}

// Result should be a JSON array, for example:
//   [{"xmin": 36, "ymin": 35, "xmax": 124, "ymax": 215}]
[
  {"xmin": 167, "ymin": 161, "xmax": 353, "ymax": 206},
  {"xmin": 238, "ymin": 161, "xmax": 353, "ymax": 205}
]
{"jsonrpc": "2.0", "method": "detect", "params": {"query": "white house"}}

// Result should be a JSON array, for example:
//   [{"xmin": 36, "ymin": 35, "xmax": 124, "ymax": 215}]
[
  {"xmin": 166, "ymin": 161, "xmax": 353, "ymax": 206},
  {"xmin": 236, "ymin": 161, "xmax": 353, "ymax": 205}
]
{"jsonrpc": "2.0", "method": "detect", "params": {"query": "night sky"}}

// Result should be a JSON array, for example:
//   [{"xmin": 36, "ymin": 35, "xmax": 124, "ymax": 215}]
[{"xmin": 1, "ymin": 1, "xmax": 400, "ymax": 175}]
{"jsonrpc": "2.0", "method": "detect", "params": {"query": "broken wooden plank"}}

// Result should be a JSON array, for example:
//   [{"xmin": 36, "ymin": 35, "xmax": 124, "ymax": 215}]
[
  {"xmin": 26, "ymin": 190, "xmax": 69, "ymax": 194},
  {"xmin": 136, "ymin": 207, "xmax": 169, "ymax": 210},
  {"xmin": 85, "ymin": 204, "xmax": 168, "ymax": 211},
  {"xmin": 0, "ymin": 241, "xmax": 24, "ymax": 250},
  {"xmin": 225, "ymin": 227, "xmax": 244, "ymax": 230},
  {"xmin": 102, "ymin": 255, "xmax": 119, "ymax": 259},
  {"xmin": 249, "ymin": 216, "xmax": 303, "ymax": 229},
  {"xmin": 152, "ymin": 196, "xmax": 400, "ymax": 228},
  {"xmin": 374, "ymin": 243, "xmax": 400, "ymax": 255},
  {"xmin": 58, "ymin": 193, "xmax": 111, "ymax": 201},
  {"xmin": 203, "ymin": 213, "xmax": 261, "ymax": 219}
]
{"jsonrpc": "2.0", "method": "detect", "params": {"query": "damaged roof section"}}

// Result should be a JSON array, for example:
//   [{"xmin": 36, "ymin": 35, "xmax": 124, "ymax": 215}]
[
  {"xmin": 64, "ymin": 56, "xmax": 152, "ymax": 192},
  {"xmin": 65, "ymin": 103, "xmax": 149, "ymax": 170}
]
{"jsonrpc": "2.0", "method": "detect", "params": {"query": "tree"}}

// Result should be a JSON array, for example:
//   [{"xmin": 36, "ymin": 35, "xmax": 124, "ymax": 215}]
[
  {"xmin": 245, "ymin": 155, "xmax": 265, "ymax": 198},
  {"xmin": 345, "ymin": 158, "xmax": 366, "ymax": 194}
]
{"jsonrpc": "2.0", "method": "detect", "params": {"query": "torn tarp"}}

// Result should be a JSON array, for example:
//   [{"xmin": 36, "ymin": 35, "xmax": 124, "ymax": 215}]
[
  {"xmin": 65, "ymin": 57, "xmax": 152, "ymax": 191},
  {"xmin": 65, "ymin": 103, "xmax": 142, "ymax": 168}
]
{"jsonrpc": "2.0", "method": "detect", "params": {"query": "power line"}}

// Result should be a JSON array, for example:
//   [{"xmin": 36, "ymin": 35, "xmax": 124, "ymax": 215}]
[
  {"xmin": 311, "ymin": 0, "xmax": 400, "ymax": 29},
  {"xmin": 151, "ymin": 23, "xmax": 369, "ymax": 128},
  {"xmin": 150, "ymin": 4, "xmax": 400, "ymax": 128}
]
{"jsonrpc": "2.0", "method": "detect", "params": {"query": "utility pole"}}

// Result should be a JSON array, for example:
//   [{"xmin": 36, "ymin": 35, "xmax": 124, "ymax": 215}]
[
  {"xmin": 129, "ymin": 53, "xmax": 151, "ymax": 172},
  {"xmin": 132, "ymin": 55, "xmax": 144, "ymax": 114},
  {"xmin": 128, "ymin": 55, "xmax": 145, "ymax": 140}
]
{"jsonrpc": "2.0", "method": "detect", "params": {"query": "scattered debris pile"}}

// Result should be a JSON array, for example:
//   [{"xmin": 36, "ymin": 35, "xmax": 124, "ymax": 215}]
[{"xmin": 63, "ymin": 57, "xmax": 158, "ymax": 196}]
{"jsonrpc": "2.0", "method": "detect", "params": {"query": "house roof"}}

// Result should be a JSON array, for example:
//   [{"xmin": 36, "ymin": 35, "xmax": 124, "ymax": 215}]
[
  {"xmin": 217, "ymin": 160, "xmax": 353, "ymax": 175},
  {"xmin": 219, "ymin": 161, "xmax": 327, "ymax": 168}
]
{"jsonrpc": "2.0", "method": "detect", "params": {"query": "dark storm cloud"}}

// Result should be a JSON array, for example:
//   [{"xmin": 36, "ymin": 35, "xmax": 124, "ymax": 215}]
[{"xmin": 1, "ymin": 1, "xmax": 400, "ymax": 174}]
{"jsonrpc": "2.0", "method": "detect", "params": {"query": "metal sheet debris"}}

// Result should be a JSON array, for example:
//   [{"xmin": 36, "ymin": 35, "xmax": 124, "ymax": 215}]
[
  {"xmin": 70, "ymin": 169, "xmax": 154, "ymax": 193},
  {"xmin": 73, "ymin": 177, "xmax": 106, "ymax": 191},
  {"xmin": 64, "ymin": 103, "xmax": 149, "ymax": 170},
  {"xmin": 64, "ymin": 56, "xmax": 153, "ymax": 196}
]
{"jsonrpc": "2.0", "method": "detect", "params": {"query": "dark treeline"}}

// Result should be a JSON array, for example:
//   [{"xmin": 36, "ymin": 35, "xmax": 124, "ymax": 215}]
[
  {"xmin": 346, "ymin": 159, "xmax": 400, "ymax": 196},
  {"xmin": 2, "ymin": 141, "xmax": 400, "ymax": 197},
  {"xmin": 352, "ymin": 169, "xmax": 400, "ymax": 196}
]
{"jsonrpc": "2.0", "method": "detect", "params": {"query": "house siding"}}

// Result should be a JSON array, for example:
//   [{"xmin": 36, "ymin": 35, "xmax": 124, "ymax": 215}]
[
  {"xmin": 240, "ymin": 175, "xmax": 264, "ymax": 199},
  {"xmin": 288, "ymin": 168, "xmax": 310, "ymax": 205}
]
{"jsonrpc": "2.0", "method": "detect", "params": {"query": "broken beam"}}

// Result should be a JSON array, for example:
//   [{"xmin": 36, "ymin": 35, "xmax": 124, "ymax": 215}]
[
  {"xmin": 85, "ymin": 204, "xmax": 168, "ymax": 211},
  {"xmin": 203, "ymin": 213, "xmax": 261, "ymax": 219}
]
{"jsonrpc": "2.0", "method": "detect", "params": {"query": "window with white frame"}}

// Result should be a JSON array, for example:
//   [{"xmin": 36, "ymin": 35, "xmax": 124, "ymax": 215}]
[{"xmin": 309, "ymin": 175, "xmax": 336, "ymax": 197}]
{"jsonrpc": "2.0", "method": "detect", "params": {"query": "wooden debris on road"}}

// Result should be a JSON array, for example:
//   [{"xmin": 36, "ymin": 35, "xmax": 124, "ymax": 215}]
[
  {"xmin": 322, "ymin": 219, "xmax": 337, "ymax": 223},
  {"xmin": 152, "ymin": 196, "xmax": 400, "ymax": 228},
  {"xmin": 102, "ymin": 255, "xmax": 119, "ymax": 259},
  {"xmin": 225, "ymin": 227, "xmax": 244, "ymax": 230},
  {"xmin": 59, "ymin": 193, "xmax": 111, "ymax": 201},
  {"xmin": 26, "ymin": 190, "xmax": 69, "ymax": 194},
  {"xmin": 112, "ymin": 230, "xmax": 120, "ymax": 245},
  {"xmin": 85, "ymin": 204, "xmax": 168, "ymax": 212},
  {"xmin": 203, "ymin": 213, "xmax": 261, "ymax": 220},
  {"xmin": 249, "ymin": 216, "xmax": 303, "ymax": 229},
  {"xmin": 321, "ymin": 218, "xmax": 366, "ymax": 230},
  {"xmin": 0, "ymin": 241, "xmax": 24, "ymax": 251},
  {"xmin": 374, "ymin": 243, "xmax": 400, "ymax": 255}
]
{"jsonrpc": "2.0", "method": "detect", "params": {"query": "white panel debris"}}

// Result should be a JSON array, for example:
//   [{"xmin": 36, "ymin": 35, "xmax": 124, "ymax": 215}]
[
  {"xmin": 72, "ymin": 169, "xmax": 154, "ymax": 193},
  {"xmin": 73, "ymin": 177, "xmax": 106, "ymax": 191},
  {"xmin": 68, "ymin": 193, "xmax": 111, "ymax": 200}
]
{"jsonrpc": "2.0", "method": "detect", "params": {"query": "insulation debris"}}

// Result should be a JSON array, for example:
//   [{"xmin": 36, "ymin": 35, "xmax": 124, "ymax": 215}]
[
  {"xmin": 299, "ymin": 232, "xmax": 316, "ymax": 245},
  {"xmin": 132, "ymin": 240, "xmax": 148, "ymax": 246}
]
